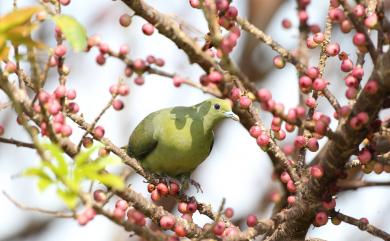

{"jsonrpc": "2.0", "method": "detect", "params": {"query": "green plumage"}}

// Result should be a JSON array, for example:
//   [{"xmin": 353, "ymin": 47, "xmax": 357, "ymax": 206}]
[{"xmin": 127, "ymin": 98, "xmax": 239, "ymax": 177}]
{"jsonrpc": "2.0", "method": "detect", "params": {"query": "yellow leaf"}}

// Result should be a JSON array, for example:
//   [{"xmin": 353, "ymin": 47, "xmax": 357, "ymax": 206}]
[{"xmin": 0, "ymin": 6, "xmax": 42, "ymax": 33}]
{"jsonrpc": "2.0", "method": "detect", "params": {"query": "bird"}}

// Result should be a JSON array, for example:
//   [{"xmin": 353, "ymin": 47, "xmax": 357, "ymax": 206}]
[{"xmin": 127, "ymin": 98, "xmax": 239, "ymax": 191}]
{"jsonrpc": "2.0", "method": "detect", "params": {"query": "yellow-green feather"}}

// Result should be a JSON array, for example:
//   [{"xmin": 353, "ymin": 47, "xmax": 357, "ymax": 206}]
[{"xmin": 127, "ymin": 98, "xmax": 233, "ymax": 177}]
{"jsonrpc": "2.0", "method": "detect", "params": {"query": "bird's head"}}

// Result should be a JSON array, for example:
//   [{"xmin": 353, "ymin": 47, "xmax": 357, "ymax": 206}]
[{"xmin": 199, "ymin": 98, "xmax": 240, "ymax": 122}]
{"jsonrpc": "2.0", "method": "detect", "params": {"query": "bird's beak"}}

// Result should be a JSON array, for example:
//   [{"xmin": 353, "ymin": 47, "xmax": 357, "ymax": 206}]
[{"xmin": 224, "ymin": 111, "xmax": 240, "ymax": 121}]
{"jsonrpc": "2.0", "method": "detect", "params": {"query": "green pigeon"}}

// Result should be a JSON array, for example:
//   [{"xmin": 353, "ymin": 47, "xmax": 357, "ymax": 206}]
[{"xmin": 127, "ymin": 98, "xmax": 239, "ymax": 188}]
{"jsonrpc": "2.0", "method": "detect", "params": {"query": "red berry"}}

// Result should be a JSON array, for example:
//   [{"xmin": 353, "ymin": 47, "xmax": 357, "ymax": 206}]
[
  {"xmin": 353, "ymin": 4, "xmax": 365, "ymax": 17},
  {"xmin": 77, "ymin": 214, "xmax": 88, "ymax": 225},
  {"xmin": 60, "ymin": 0, "xmax": 70, "ymax": 5},
  {"xmin": 287, "ymin": 195, "xmax": 296, "ymax": 204},
  {"xmin": 287, "ymin": 180, "xmax": 296, "ymax": 193},
  {"xmin": 329, "ymin": 8, "xmax": 345, "ymax": 22},
  {"xmin": 315, "ymin": 212, "xmax": 328, "ymax": 226},
  {"xmin": 96, "ymin": 54, "xmax": 106, "ymax": 65},
  {"xmin": 364, "ymin": 13, "xmax": 378, "ymax": 29},
  {"xmin": 352, "ymin": 67, "xmax": 364, "ymax": 79},
  {"xmin": 84, "ymin": 207, "xmax": 96, "ymax": 221},
  {"xmin": 239, "ymin": 96, "xmax": 251, "ymax": 109},
  {"xmin": 326, "ymin": 43, "xmax": 340, "ymax": 56},
  {"xmin": 312, "ymin": 78, "xmax": 327, "ymax": 91},
  {"xmin": 112, "ymin": 99, "xmax": 124, "ymax": 111},
  {"xmin": 306, "ymin": 67, "xmax": 319, "ymax": 79},
  {"xmin": 147, "ymin": 183, "xmax": 155, "ymax": 193},
  {"xmin": 99, "ymin": 42, "xmax": 109, "ymax": 54},
  {"xmin": 313, "ymin": 32, "xmax": 325, "ymax": 44},
  {"xmin": 224, "ymin": 207, "xmax": 234, "ymax": 218},
  {"xmin": 160, "ymin": 215, "xmax": 175, "ymax": 229},
  {"xmin": 61, "ymin": 124, "xmax": 72, "ymax": 137},
  {"xmin": 93, "ymin": 126, "xmax": 105, "ymax": 139},
  {"xmin": 280, "ymin": 171, "xmax": 291, "ymax": 183},
  {"xmin": 186, "ymin": 202, "xmax": 197, "ymax": 213},
  {"xmin": 113, "ymin": 208, "xmax": 126, "ymax": 220},
  {"xmin": 118, "ymin": 84, "xmax": 130, "ymax": 96},
  {"xmin": 353, "ymin": 33, "xmax": 366, "ymax": 46},
  {"xmin": 116, "ymin": 200, "xmax": 129, "ymax": 210},
  {"xmin": 358, "ymin": 149, "xmax": 372, "ymax": 164},
  {"xmin": 155, "ymin": 58, "xmax": 165, "ymax": 67},
  {"xmin": 0, "ymin": 125, "xmax": 4, "ymax": 136},
  {"xmin": 93, "ymin": 190, "xmax": 107, "ymax": 203},
  {"xmin": 306, "ymin": 36, "xmax": 318, "ymax": 49},
  {"xmin": 298, "ymin": 10, "xmax": 308, "ymax": 23},
  {"xmin": 189, "ymin": 0, "xmax": 200, "ymax": 8},
  {"xmin": 246, "ymin": 214, "xmax": 257, "ymax": 227},
  {"xmin": 216, "ymin": 0, "xmax": 229, "ymax": 11},
  {"xmin": 208, "ymin": 71, "xmax": 223, "ymax": 83},
  {"xmin": 82, "ymin": 137, "xmax": 93, "ymax": 148},
  {"xmin": 38, "ymin": 91, "xmax": 50, "ymax": 103},
  {"xmin": 142, "ymin": 23, "xmax": 155, "ymax": 35},
  {"xmin": 66, "ymin": 89, "xmax": 77, "ymax": 100},
  {"xmin": 230, "ymin": 87, "xmax": 241, "ymax": 101},
  {"xmin": 294, "ymin": 135, "xmax": 306, "ymax": 149},
  {"xmin": 173, "ymin": 76, "xmax": 184, "ymax": 87},
  {"xmin": 310, "ymin": 164, "xmax": 324, "ymax": 178},
  {"xmin": 226, "ymin": 6, "xmax": 238, "ymax": 19},
  {"xmin": 178, "ymin": 202, "xmax": 188, "ymax": 214},
  {"xmin": 307, "ymin": 137, "xmax": 319, "ymax": 152},
  {"xmin": 364, "ymin": 80, "xmax": 378, "ymax": 94},
  {"xmin": 322, "ymin": 199, "xmax": 336, "ymax": 210},
  {"xmin": 5, "ymin": 61, "xmax": 16, "ymax": 73},
  {"xmin": 174, "ymin": 225, "xmax": 187, "ymax": 237},
  {"xmin": 341, "ymin": 59, "xmax": 353, "ymax": 72},
  {"xmin": 213, "ymin": 221, "xmax": 225, "ymax": 236},
  {"xmin": 54, "ymin": 85, "xmax": 66, "ymax": 99},
  {"xmin": 256, "ymin": 133, "xmax": 270, "ymax": 148},
  {"xmin": 124, "ymin": 66, "xmax": 133, "ymax": 77},
  {"xmin": 273, "ymin": 55, "xmax": 285, "ymax": 69},
  {"xmin": 156, "ymin": 183, "xmax": 169, "ymax": 196},
  {"xmin": 257, "ymin": 88, "xmax": 272, "ymax": 102},
  {"xmin": 341, "ymin": 20, "xmax": 353, "ymax": 33},
  {"xmin": 119, "ymin": 14, "xmax": 132, "ymax": 27},
  {"xmin": 54, "ymin": 44, "xmax": 67, "ymax": 57},
  {"xmin": 169, "ymin": 182, "xmax": 180, "ymax": 195},
  {"xmin": 68, "ymin": 102, "xmax": 79, "ymax": 113},
  {"xmin": 346, "ymin": 87, "xmax": 358, "ymax": 99},
  {"xmin": 299, "ymin": 75, "xmax": 312, "ymax": 91},
  {"xmin": 249, "ymin": 125, "xmax": 262, "ymax": 138},
  {"xmin": 305, "ymin": 97, "xmax": 316, "ymax": 108},
  {"xmin": 119, "ymin": 44, "xmax": 129, "ymax": 55},
  {"xmin": 282, "ymin": 19, "xmax": 292, "ymax": 29},
  {"xmin": 151, "ymin": 189, "xmax": 161, "ymax": 202}
]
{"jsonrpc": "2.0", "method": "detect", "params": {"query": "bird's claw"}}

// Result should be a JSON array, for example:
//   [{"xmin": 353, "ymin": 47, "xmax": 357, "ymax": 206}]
[{"xmin": 190, "ymin": 179, "xmax": 203, "ymax": 193}]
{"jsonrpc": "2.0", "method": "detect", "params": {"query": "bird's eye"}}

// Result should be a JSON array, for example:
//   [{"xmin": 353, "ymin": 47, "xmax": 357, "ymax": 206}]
[{"xmin": 214, "ymin": 104, "xmax": 220, "ymax": 110}]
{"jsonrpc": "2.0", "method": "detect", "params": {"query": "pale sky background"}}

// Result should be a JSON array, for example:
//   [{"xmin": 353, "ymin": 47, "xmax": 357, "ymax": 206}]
[{"xmin": 0, "ymin": 1, "xmax": 389, "ymax": 241}]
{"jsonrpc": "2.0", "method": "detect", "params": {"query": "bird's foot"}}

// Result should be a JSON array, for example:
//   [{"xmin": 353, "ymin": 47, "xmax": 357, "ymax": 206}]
[{"xmin": 189, "ymin": 179, "xmax": 203, "ymax": 193}]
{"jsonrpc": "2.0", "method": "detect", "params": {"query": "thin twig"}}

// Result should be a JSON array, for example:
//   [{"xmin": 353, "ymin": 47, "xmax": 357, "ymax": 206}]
[
  {"xmin": 0, "ymin": 137, "xmax": 35, "ymax": 149},
  {"xmin": 3, "ymin": 191, "xmax": 74, "ymax": 218},
  {"xmin": 331, "ymin": 211, "xmax": 390, "ymax": 241}
]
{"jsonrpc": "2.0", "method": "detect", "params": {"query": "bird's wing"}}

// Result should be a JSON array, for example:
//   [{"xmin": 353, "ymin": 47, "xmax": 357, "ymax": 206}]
[
  {"xmin": 209, "ymin": 131, "xmax": 215, "ymax": 154},
  {"xmin": 127, "ymin": 112, "xmax": 158, "ymax": 160}
]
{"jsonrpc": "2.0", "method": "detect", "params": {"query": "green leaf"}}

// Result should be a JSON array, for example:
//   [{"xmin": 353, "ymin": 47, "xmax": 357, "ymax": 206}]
[
  {"xmin": 0, "ymin": 7, "xmax": 42, "ymax": 33},
  {"xmin": 57, "ymin": 189, "xmax": 78, "ymax": 209},
  {"xmin": 23, "ymin": 167, "xmax": 54, "ymax": 192},
  {"xmin": 52, "ymin": 15, "xmax": 87, "ymax": 52},
  {"xmin": 23, "ymin": 167, "xmax": 52, "ymax": 180},
  {"xmin": 37, "ymin": 177, "xmax": 52, "ymax": 191},
  {"xmin": 91, "ymin": 173, "xmax": 124, "ymax": 190},
  {"xmin": 42, "ymin": 143, "xmax": 68, "ymax": 176},
  {"xmin": 75, "ymin": 146, "xmax": 98, "ymax": 167}
]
